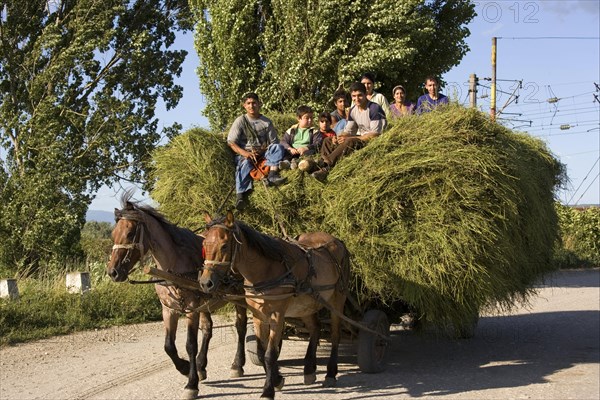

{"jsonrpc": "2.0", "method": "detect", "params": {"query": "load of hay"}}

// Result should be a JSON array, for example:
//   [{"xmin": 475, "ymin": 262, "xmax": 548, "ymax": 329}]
[{"xmin": 151, "ymin": 106, "xmax": 566, "ymax": 333}]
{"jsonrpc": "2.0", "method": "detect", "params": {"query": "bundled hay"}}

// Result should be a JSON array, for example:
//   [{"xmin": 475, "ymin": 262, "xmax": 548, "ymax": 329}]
[
  {"xmin": 151, "ymin": 107, "xmax": 565, "ymax": 333},
  {"xmin": 150, "ymin": 128, "xmax": 235, "ymax": 228},
  {"xmin": 317, "ymin": 106, "xmax": 565, "ymax": 331}
]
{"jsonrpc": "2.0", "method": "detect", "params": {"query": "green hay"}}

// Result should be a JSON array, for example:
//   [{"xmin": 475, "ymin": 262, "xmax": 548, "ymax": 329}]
[
  {"xmin": 150, "ymin": 128, "xmax": 235, "ymax": 229},
  {"xmin": 150, "ymin": 107, "xmax": 566, "ymax": 332}
]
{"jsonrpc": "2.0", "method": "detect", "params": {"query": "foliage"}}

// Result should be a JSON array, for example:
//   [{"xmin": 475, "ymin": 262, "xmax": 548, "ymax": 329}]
[
  {"xmin": 0, "ymin": 270, "xmax": 162, "ymax": 346},
  {"xmin": 0, "ymin": 1, "xmax": 192, "ymax": 273},
  {"xmin": 81, "ymin": 221, "xmax": 114, "ymax": 265},
  {"xmin": 150, "ymin": 106, "xmax": 566, "ymax": 335},
  {"xmin": 191, "ymin": 0, "xmax": 475, "ymax": 130},
  {"xmin": 554, "ymin": 204, "xmax": 600, "ymax": 268}
]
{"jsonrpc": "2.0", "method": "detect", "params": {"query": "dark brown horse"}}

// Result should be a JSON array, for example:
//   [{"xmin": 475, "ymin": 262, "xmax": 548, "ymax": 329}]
[
  {"xmin": 198, "ymin": 211, "xmax": 350, "ymax": 400},
  {"xmin": 106, "ymin": 194, "xmax": 247, "ymax": 399}
]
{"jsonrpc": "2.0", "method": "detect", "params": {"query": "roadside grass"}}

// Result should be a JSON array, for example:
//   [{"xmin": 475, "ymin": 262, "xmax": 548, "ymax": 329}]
[{"xmin": 0, "ymin": 266, "xmax": 161, "ymax": 346}]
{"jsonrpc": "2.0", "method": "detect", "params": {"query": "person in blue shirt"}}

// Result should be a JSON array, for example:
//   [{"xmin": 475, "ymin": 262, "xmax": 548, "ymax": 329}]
[{"xmin": 416, "ymin": 75, "xmax": 449, "ymax": 114}]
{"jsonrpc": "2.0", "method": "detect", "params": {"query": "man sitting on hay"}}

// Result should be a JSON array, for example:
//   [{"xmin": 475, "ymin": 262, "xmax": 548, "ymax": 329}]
[{"xmin": 227, "ymin": 92, "xmax": 287, "ymax": 210}]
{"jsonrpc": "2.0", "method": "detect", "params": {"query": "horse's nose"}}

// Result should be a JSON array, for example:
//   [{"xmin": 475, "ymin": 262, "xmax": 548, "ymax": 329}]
[
  {"xmin": 108, "ymin": 267, "xmax": 120, "ymax": 282},
  {"xmin": 198, "ymin": 276, "xmax": 214, "ymax": 293}
]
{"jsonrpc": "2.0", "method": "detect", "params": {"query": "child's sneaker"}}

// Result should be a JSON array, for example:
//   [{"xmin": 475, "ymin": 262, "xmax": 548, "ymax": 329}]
[
  {"xmin": 279, "ymin": 160, "xmax": 291, "ymax": 170},
  {"xmin": 290, "ymin": 159, "xmax": 299, "ymax": 170}
]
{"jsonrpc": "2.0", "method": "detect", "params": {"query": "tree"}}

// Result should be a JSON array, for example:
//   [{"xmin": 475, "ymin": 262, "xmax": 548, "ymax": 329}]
[
  {"xmin": 191, "ymin": 0, "xmax": 475, "ymax": 130},
  {"xmin": 0, "ymin": 0, "xmax": 192, "ymax": 272}
]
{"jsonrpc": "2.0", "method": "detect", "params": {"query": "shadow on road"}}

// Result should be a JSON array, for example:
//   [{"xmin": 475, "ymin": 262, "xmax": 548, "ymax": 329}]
[{"xmin": 288, "ymin": 269, "xmax": 600, "ymax": 398}]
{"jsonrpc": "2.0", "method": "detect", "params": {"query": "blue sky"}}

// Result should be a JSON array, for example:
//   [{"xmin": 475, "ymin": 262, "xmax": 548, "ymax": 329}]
[{"xmin": 90, "ymin": 0, "xmax": 600, "ymax": 211}]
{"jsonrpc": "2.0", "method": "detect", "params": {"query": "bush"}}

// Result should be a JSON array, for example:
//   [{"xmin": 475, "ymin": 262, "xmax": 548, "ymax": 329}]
[{"xmin": 554, "ymin": 204, "xmax": 600, "ymax": 268}]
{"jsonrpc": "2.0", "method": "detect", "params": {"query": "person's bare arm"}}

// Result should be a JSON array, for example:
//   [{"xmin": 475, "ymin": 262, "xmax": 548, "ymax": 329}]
[{"xmin": 228, "ymin": 141, "xmax": 256, "ymax": 162}]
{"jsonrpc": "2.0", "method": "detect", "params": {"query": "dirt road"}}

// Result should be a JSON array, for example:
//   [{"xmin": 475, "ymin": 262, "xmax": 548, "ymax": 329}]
[{"xmin": 1, "ymin": 269, "xmax": 598, "ymax": 400}]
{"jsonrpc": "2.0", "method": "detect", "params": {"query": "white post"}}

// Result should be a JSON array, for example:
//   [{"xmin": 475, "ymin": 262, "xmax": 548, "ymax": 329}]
[
  {"xmin": 0, "ymin": 279, "xmax": 20, "ymax": 300},
  {"xmin": 66, "ymin": 272, "xmax": 91, "ymax": 294}
]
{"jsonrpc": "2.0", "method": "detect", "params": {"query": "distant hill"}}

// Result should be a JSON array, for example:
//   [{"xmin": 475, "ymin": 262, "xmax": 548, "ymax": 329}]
[{"xmin": 86, "ymin": 210, "xmax": 114, "ymax": 223}]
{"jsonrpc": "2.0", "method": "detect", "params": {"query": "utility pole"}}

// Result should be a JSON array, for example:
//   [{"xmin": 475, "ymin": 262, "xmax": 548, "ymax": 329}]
[
  {"xmin": 491, "ymin": 37, "xmax": 497, "ymax": 121},
  {"xmin": 469, "ymin": 74, "xmax": 478, "ymax": 108}
]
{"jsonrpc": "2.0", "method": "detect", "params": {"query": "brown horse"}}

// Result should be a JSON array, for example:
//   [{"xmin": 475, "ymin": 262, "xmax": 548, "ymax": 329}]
[
  {"xmin": 106, "ymin": 194, "xmax": 247, "ymax": 399},
  {"xmin": 198, "ymin": 211, "xmax": 350, "ymax": 400}
]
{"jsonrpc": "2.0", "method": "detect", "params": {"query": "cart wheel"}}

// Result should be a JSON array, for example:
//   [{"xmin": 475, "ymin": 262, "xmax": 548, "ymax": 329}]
[
  {"xmin": 246, "ymin": 327, "xmax": 283, "ymax": 367},
  {"xmin": 246, "ymin": 333, "xmax": 263, "ymax": 366},
  {"xmin": 357, "ymin": 310, "xmax": 390, "ymax": 373}
]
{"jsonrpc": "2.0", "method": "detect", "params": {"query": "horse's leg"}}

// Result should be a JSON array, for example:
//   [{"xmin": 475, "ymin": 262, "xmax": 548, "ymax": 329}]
[
  {"xmin": 196, "ymin": 311, "xmax": 212, "ymax": 381},
  {"xmin": 260, "ymin": 311, "xmax": 285, "ymax": 400},
  {"xmin": 230, "ymin": 304, "xmax": 247, "ymax": 377},
  {"xmin": 324, "ymin": 293, "xmax": 346, "ymax": 387},
  {"xmin": 254, "ymin": 317, "xmax": 268, "ymax": 366},
  {"xmin": 184, "ymin": 311, "xmax": 200, "ymax": 398},
  {"xmin": 301, "ymin": 313, "xmax": 320, "ymax": 385},
  {"xmin": 162, "ymin": 306, "xmax": 190, "ymax": 375}
]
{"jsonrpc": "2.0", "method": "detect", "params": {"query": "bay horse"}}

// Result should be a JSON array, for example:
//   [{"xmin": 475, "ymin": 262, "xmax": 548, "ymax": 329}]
[
  {"xmin": 106, "ymin": 194, "xmax": 247, "ymax": 399},
  {"xmin": 198, "ymin": 211, "xmax": 350, "ymax": 400}
]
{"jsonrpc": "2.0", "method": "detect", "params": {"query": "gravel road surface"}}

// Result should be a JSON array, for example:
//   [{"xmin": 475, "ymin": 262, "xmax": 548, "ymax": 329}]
[{"xmin": 1, "ymin": 269, "xmax": 598, "ymax": 400}]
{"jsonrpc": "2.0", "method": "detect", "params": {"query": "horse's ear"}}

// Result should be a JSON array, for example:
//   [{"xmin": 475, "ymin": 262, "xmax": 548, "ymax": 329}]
[
  {"xmin": 203, "ymin": 211, "xmax": 212, "ymax": 224},
  {"xmin": 114, "ymin": 208, "xmax": 122, "ymax": 220},
  {"xmin": 225, "ymin": 210, "xmax": 235, "ymax": 228}
]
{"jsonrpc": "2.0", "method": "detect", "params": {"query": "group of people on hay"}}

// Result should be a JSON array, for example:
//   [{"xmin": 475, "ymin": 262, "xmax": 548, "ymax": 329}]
[{"xmin": 228, "ymin": 74, "xmax": 449, "ymax": 211}]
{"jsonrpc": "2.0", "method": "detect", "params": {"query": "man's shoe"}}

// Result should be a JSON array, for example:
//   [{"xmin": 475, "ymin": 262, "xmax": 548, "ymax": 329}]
[
  {"xmin": 235, "ymin": 198, "xmax": 247, "ymax": 211},
  {"xmin": 235, "ymin": 192, "xmax": 249, "ymax": 211},
  {"xmin": 267, "ymin": 170, "xmax": 287, "ymax": 186},
  {"xmin": 279, "ymin": 160, "xmax": 291, "ymax": 170},
  {"xmin": 311, "ymin": 168, "xmax": 328, "ymax": 182}
]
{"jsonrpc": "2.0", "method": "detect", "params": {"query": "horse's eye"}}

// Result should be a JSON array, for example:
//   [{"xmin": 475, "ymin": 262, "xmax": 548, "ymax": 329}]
[{"xmin": 127, "ymin": 231, "xmax": 136, "ymax": 241}]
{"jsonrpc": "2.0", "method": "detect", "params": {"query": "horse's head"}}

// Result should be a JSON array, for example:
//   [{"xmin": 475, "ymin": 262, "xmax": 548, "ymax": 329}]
[
  {"xmin": 107, "ymin": 206, "xmax": 147, "ymax": 282},
  {"xmin": 198, "ymin": 211, "xmax": 237, "ymax": 294}
]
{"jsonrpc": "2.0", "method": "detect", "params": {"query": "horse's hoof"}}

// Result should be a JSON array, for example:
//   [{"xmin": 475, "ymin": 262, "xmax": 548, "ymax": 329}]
[
  {"xmin": 183, "ymin": 388, "xmax": 198, "ymax": 400},
  {"xmin": 304, "ymin": 373, "xmax": 317, "ymax": 385},
  {"xmin": 275, "ymin": 376, "xmax": 285, "ymax": 391},
  {"xmin": 323, "ymin": 376, "xmax": 337, "ymax": 387},
  {"xmin": 198, "ymin": 370, "xmax": 207, "ymax": 381},
  {"xmin": 230, "ymin": 367, "xmax": 244, "ymax": 378}
]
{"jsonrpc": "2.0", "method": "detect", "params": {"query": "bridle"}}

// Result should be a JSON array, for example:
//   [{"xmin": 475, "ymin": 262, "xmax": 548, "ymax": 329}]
[
  {"xmin": 111, "ymin": 216, "xmax": 147, "ymax": 273},
  {"xmin": 202, "ymin": 223, "xmax": 242, "ymax": 284}
]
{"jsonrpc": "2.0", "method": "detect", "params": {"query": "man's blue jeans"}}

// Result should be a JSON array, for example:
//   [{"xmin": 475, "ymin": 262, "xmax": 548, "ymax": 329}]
[{"xmin": 235, "ymin": 143, "xmax": 285, "ymax": 194}]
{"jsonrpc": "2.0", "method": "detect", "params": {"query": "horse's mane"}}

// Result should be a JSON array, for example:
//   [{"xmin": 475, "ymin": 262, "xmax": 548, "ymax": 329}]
[
  {"xmin": 207, "ymin": 216, "xmax": 288, "ymax": 262},
  {"xmin": 116, "ymin": 191, "xmax": 204, "ymax": 259}
]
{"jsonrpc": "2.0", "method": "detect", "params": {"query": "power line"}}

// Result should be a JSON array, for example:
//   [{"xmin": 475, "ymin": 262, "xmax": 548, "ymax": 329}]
[
  {"xmin": 567, "ymin": 157, "xmax": 600, "ymax": 204},
  {"xmin": 574, "ymin": 173, "xmax": 599, "ymax": 206}
]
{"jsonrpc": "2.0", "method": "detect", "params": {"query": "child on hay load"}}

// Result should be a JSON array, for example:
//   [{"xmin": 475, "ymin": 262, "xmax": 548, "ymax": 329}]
[
  {"xmin": 312, "ymin": 81, "xmax": 387, "ymax": 182},
  {"xmin": 227, "ymin": 92, "xmax": 286, "ymax": 211},
  {"xmin": 297, "ymin": 111, "xmax": 337, "ymax": 173},
  {"xmin": 280, "ymin": 105, "xmax": 323, "ymax": 170}
]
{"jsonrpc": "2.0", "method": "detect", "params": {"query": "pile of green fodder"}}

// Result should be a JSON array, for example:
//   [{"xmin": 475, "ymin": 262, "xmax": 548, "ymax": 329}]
[
  {"xmin": 318, "ymin": 106, "xmax": 565, "ymax": 331},
  {"xmin": 150, "ymin": 106, "xmax": 566, "ymax": 333},
  {"xmin": 150, "ymin": 128, "xmax": 236, "ymax": 229}
]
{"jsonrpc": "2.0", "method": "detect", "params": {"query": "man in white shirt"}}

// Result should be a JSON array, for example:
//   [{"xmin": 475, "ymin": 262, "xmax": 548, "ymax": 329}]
[{"xmin": 313, "ymin": 82, "xmax": 387, "ymax": 181}]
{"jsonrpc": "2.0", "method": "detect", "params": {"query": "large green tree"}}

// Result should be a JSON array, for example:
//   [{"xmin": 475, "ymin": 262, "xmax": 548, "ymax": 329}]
[
  {"xmin": 192, "ymin": 0, "xmax": 475, "ymax": 130},
  {"xmin": 0, "ymin": 0, "xmax": 192, "ymax": 272}
]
